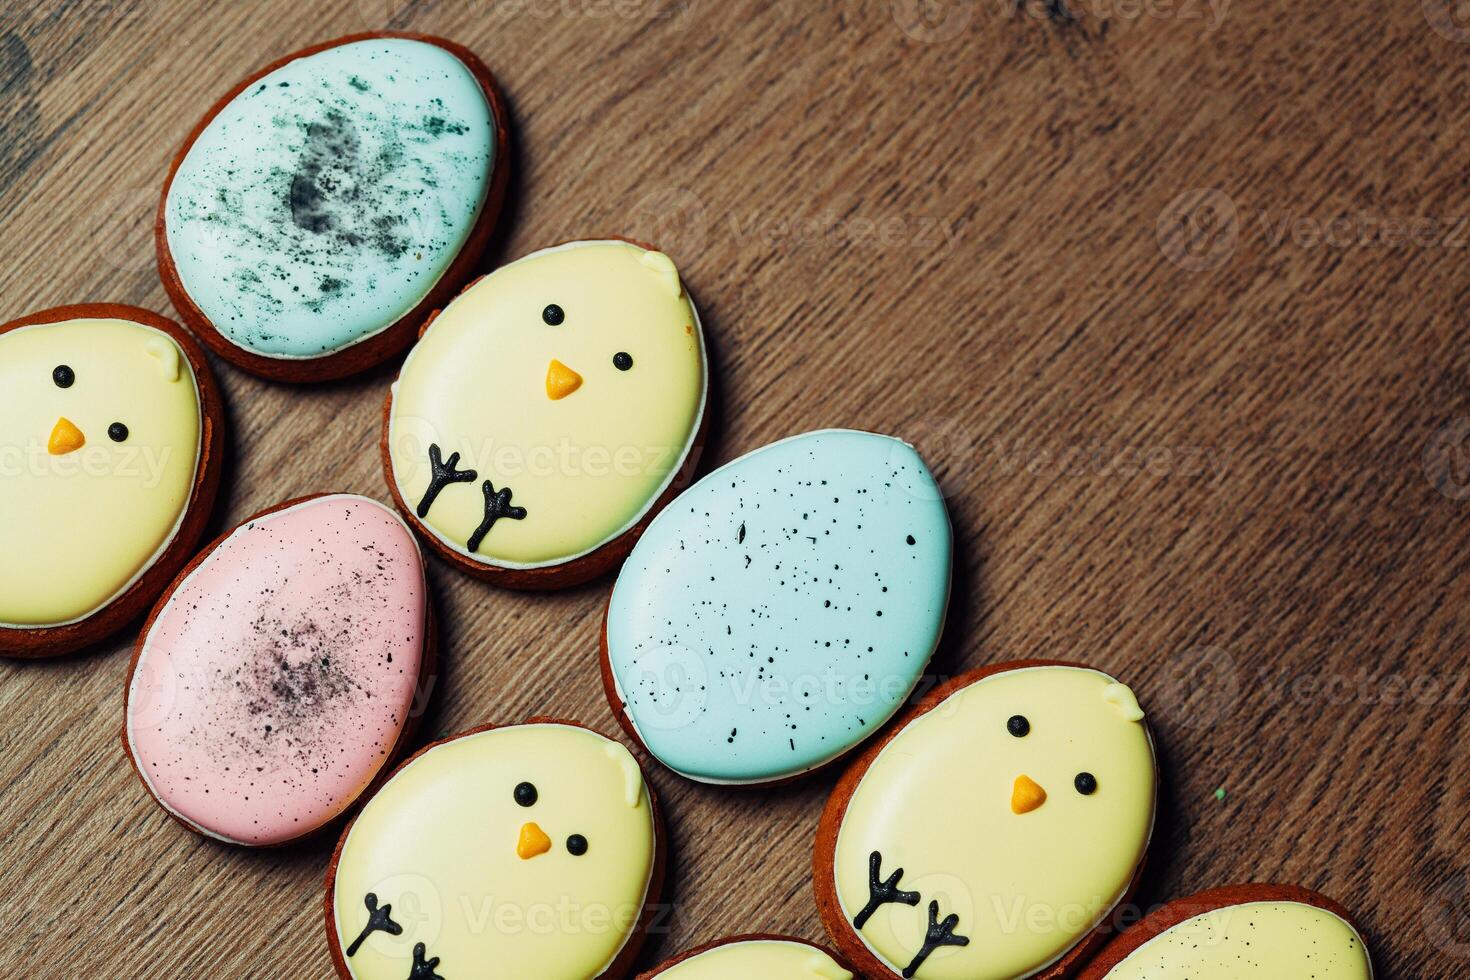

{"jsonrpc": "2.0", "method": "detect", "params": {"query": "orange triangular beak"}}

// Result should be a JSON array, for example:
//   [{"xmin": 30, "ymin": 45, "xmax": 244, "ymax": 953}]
[
  {"xmin": 1011, "ymin": 774, "xmax": 1047, "ymax": 814},
  {"xmin": 48, "ymin": 417, "xmax": 85, "ymax": 456},
  {"xmin": 545, "ymin": 359, "xmax": 583, "ymax": 400},
  {"xmin": 517, "ymin": 821, "xmax": 552, "ymax": 859}
]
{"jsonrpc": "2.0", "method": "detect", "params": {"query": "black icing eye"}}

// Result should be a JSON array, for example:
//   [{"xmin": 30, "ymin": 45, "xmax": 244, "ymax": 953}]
[
  {"xmin": 1006, "ymin": 715, "xmax": 1030, "ymax": 738},
  {"xmin": 566, "ymin": 834, "xmax": 588, "ymax": 856},
  {"xmin": 513, "ymin": 782, "xmax": 538, "ymax": 807},
  {"xmin": 1075, "ymin": 772, "xmax": 1098, "ymax": 795},
  {"xmin": 542, "ymin": 304, "xmax": 565, "ymax": 326},
  {"xmin": 52, "ymin": 365, "xmax": 74, "ymax": 388},
  {"xmin": 108, "ymin": 422, "xmax": 129, "ymax": 443},
  {"xmin": 613, "ymin": 351, "xmax": 633, "ymax": 371}
]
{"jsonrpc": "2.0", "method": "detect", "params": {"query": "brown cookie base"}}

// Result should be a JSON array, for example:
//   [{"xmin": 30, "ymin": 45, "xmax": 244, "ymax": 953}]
[
  {"xmin": 0, "ymin": 303, "xmax": 225, "ymax": 659},
  {"xmin": 1074, "ymin": 883, "xmax": 1368, "ymax": 978},
  {"xmin": 812, "ymin": 659, "xmax": 1158, "ymax": 980},
  {"xmin": 636, "ymin": 933, "xmax": 860, "ymax": 978},
  {"xmin": 379, "ymin": 237, "xmax": 710, "ymax": 591},
  {"xmin": 323, "ymin": 717, "xmax": 669, "ymax": 980},
  {"xmin": 119, "ymin": 492, "xmax": 438, "ymax": 849},
  {"xmin": 155, "ymin": 32, "xmax": 512, "ymax": 383}
]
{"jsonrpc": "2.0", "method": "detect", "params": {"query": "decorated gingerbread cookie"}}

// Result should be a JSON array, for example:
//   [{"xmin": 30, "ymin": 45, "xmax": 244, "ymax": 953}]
[
  {"xmin": 123, "ymin": 494, "xmax": 432, "ymax": 846},
  {"xmin": 383, "ymin": 239, "xmax": 708, "ymax": 588},
  {"xmin": 0, "ymin": 304, "xmax": 223, "ymax": 658},
  {"xmin": 600, "ymin": 429, "xmax": 951, "ymax": 785},
  {"xmin": 326, "ymin": 720, "xmax": 665, "ymax": 980},
  {"xmin": 814, "ymin": 661, "xmax": 1157, "ymax": 980},
  {"xmin": 158, "ymin": 33, "xmax": 509, "ymax": 382},
  {"xmin": 639, "ymin": 935, "xmax": 857, "ymax": 979},
  {"xmin": 1077, "ymin": 884, "xmax": 1373, "ymax": 979}
]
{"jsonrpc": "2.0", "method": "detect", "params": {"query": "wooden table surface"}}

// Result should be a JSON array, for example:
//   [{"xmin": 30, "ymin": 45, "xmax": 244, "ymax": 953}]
[{"xmin": 3, "ymin": 0, "xmax": 1467, "ymax": 975}]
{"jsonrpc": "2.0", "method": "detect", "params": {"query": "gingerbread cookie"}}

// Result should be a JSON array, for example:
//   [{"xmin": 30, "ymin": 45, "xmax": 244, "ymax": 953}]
[
  {"xmin": 383, "ymin": 239, "xmax": 708, "ymax": 589},
  {"xmin": 1077, "ymin": 884, "xmax": 1373, "ymax": 979},
  {"xmin": 326, "ymin": 720, "xmax": 665, "ymax": 979},
  {"xmin": 158, "ymin": 33, "xmax": 509, "ymax": 382},
  {"xmin": 815, "ymin": 661, "xmax": 1157, "ymax": 980},
  {"xmin": 639, "ymin": 935, "xmax": 856, "ymax": 979},
  {"xmin": 601, "ymin": 429, "xmax": 951, "ymax": 784},
  {"xmin": 123, "ymin": 494, "xmax": 432, "ymax": 846},
  {"xmin": 0, "ymin": 304, "xmax": 223, "ymax": 658}
]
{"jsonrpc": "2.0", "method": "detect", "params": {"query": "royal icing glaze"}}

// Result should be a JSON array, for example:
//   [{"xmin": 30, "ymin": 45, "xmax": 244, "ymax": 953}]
[
  {"xmin": 165, "ymin": 38, "xmax": 494, "ymax": 359},
  {"xmin": 332, "ymin": 723, "xmax": 656, "ymax": 979},
  {"xmin": 1105, "ymin": 902, "xmax": 1372, "ymax": 979},
  {"xmin": 388, "ymin": 240, "xmax": 707, "ymax": 568},
  {"xmin": 605, "ymin": 429, "xmax": 951, "ymax": 784},
  {"xmin": 0, "ymin": 318, "xmax": 201, "ymax": 627},
  {"xmin": 126, "ymin": 495, "xmax": 427, "ymax": 845},
  {"xmin": 658, "ymin": 939, "xmax": 853, "ymax": 980},
  {"xmin": 833, "ymin": 666, "xmax": 1156, "ymax": 980}
]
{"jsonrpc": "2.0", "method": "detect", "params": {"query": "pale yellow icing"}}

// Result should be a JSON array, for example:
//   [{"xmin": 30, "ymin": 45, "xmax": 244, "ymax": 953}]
[
  {"xmin": 334, "ymin": 723, "xmax": 657, "ymax": 979},
  {"xmin": 388, "ymin": 240, "xmax": 706, "ymax": 567},
  {"xmin": 833, "ymin": 666, "xmax": 1156, "ymax": 980},
  {"xmin": 660, "ymin": 939, "xmax": 853, "ymax": 980},
  {"xmin": 0, "ymin": 319, "xmax": 201, "ymax": 627},
  {"xmin": 1105, "ymin": 901, "xmax": 1373, "ymax": 979}
]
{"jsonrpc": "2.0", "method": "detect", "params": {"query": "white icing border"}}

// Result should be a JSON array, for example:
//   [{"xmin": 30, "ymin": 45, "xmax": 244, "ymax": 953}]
[
  {"xmin": 832, "ymin": 665, "xmax": 1160, "ymax": 980},
  {"xmin": 0, "ymin": 318, "xmax": 204, "ymax": 631},
  {"xmin": 331, "ymin": 722, "xmax": 659, "ymax": 980},
  {"xmin": 387, "ymin": 238, "xmax": 711, "ymax": 571},
  {"xmin": 124, "ymin": 493, "xmax": 429, "ymax": 846},
  {"xmin": 607, "ymin": 429, "xmax": 953, "ymax": 785},
  {"xmin": 1108, "ymin": 901, "xmax": 1374, "ymax": 978},
  {"xmin": 163, "ymin": 37, "xmax": 497, "ymax": 361}
]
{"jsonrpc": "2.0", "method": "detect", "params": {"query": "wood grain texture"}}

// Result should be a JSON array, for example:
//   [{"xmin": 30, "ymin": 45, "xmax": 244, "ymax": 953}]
[{"xmin": 1, "ymin": 0, "xmax": 1466, "ymax": 976}]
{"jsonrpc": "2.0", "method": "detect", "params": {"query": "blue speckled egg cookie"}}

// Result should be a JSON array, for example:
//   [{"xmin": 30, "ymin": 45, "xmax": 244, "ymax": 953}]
[
  {"xmin": 159, "ymin": 34, "xmax": 508, "ymax": 381},
  {"xmin": 601, "ymin": 429, "xmax": 952, "ymax": 785}
]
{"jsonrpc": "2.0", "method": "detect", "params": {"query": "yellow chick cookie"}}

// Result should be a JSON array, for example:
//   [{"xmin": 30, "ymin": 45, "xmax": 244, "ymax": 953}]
[
  {"xmin": 0, "ymin": 315, "xmax": 203, "ymax": 633},
  {"xmin": 386, "ymin": 240, "xmax": 707, "ymax": 584},
  {"xmin": 822, "ymin": 663, "xmax": 1157, "ymax": 980},
  {"xmin": 330, "ymin": 722, "xmax": 661, "ymax": 980}
]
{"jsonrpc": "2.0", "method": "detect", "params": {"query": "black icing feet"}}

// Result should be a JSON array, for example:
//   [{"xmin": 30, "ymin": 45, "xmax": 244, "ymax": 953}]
[
  {"xmin": 345, "ymin": 892, "xmax": 403, "ymax": 957},
  {"xmin": 902, "ymin": 900, "xmax": 971, "ymax": 979},
  {"xmin": 408, "ymin": 942, "xmax": 445, "ymax": 980},
  {"xmin": 466, "ymin": 479, "xmax": 527, "ymax": 552},
  {"xmin": 417, "ymin": 443, "xmax": 477, "ymax": 518},
  {"xmin": 853, "ymin": 850, "xmax": 920, "ymax": 930}
]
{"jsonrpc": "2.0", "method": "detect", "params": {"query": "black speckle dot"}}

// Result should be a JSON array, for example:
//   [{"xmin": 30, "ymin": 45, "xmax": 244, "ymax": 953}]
[
  {"xmin": 906, "ymin": 534, "xmax": 916, "ymax": 545},
  {"xmin": 542, "ymin": 304, "xmax": 565, "ymax": 326},
  {"xmin": 52, "ymin": 365, "xmax": 74, "ymax": 388},
  {"xmin": 514, "ymin": 781, "xmax": 537, "ymax": 807}
]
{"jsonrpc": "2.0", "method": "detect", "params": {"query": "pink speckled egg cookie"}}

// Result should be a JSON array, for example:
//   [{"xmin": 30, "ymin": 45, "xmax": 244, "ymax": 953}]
[{"xmin": 123, "ymin": 493, "xmax": 433, "ymax": 847}]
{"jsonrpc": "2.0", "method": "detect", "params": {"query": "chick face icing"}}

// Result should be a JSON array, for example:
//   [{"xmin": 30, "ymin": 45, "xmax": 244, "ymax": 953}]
[
  {"xmin": 387, "ymin": 240, "xmax": 706, "ymax": 569},
  {"xmin": 0, "ymin": 318, "xmax": 201, "ymax": 627},
  {"xmin": 830, "ymin": 665, "xmax": 1156, "ymax": 980},
  {"xmin": 654, "ymin": 937, "xmax": 854, "ymax": 980},
  {"xmin": 331, "ymin": 722, "xmax": 658, "ymax": 980}
]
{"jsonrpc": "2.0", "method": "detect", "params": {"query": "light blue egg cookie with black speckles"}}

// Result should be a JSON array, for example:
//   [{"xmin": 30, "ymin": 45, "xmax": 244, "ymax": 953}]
[
  {"xmin": 159, "ymin": 34, "xmax": 508, "ymax": 382},
  {"xmin": 601, "ymin": 429, "xmax": 953, "ymax": 785}
]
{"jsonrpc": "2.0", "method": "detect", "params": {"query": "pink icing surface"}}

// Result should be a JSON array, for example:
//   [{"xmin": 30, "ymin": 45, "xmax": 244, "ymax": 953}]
[{"xmin": 126, "ymin": 495, "xmax": 427, "ymax": 845}]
